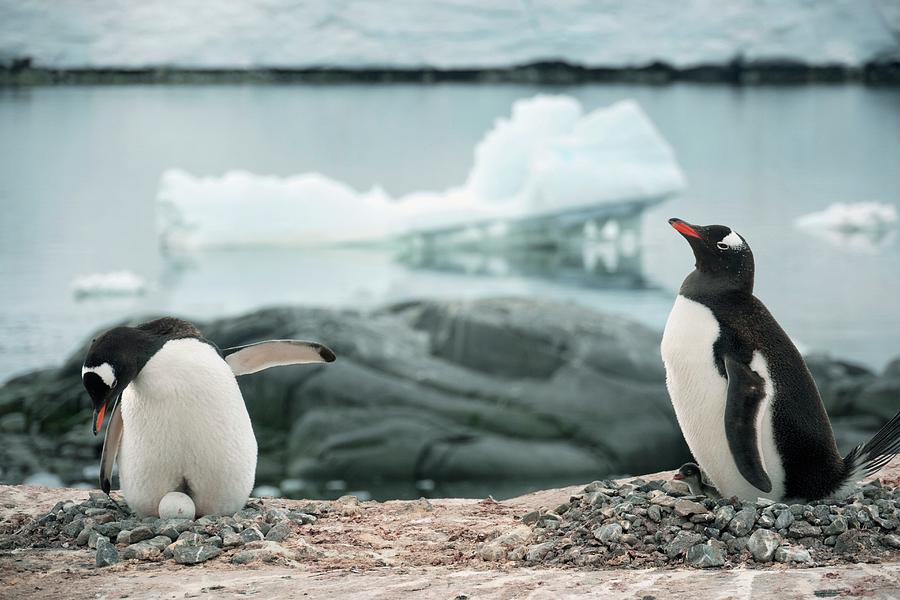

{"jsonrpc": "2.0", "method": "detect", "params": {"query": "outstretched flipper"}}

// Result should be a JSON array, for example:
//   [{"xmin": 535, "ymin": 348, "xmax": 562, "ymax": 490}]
[
  {"xmin": 223, "ymin": 340, "xmax": 336, "ymax": 376},
  {"xmin": 723, "ymin": 355, "xmax": 773, "ymax": 493},
  {"xmin": 99, "ymin": 392, "xmax": 124, "ymax": 495}
]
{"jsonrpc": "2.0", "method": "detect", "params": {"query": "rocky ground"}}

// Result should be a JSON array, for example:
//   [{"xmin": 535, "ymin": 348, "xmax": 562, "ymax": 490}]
[
  {"xmin": 2, "ymin": 298, "xmax": 899, "ymax": 499},
  {"xmin": 1, "ymin": 459, "xmax": 899, "ymax": 600}
]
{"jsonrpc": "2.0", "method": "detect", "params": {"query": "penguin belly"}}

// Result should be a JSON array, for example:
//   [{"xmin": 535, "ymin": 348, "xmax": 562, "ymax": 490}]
[
  {"xmin": 661, "ymin": 295, "xmax": 785, "ymax": 500},
  {"xmin": 117, "ymin": 338, "xmax": 258, "ymax": 516}
]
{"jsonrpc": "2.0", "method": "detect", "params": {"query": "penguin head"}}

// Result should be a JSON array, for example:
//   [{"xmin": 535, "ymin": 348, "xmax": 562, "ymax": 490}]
[
  {"xmin": 673, "ymin": 462, "xmax": 702, "ymax": 481},
  {"xmin": 82, "ymin": 326, "xmax": 158, "ymax": 435},
  {"xmin": 669, "ymin": 217, "xmax": 754, "ymax": 292}
]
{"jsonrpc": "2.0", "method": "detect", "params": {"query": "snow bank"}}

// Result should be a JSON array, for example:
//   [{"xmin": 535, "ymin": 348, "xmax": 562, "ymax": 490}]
[
  {"xmin": 794, "ymin": 202, "xmax": 898, "ymax": 252},
  {"xmin": 71, "ymin": 271, "xmax": 147, "ymax": 298},
  {"xmin": 157, "ymin": 96, "xmax": 685, "ymax": 249},
  {"xmin": 1, "ymin": 0, "xmax": 898, "ymax": 70}
]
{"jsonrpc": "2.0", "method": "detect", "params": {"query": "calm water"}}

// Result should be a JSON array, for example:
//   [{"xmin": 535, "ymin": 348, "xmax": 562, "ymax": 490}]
[{"xmin": 1, "ymin": 83, "xmax": 899, "ymax": 381}]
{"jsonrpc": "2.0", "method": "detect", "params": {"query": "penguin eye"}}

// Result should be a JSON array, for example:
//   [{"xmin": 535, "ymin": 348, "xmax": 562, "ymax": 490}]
[{"xmin": 716, "ymin": 242, "xmax": 729, "ymax": 250}]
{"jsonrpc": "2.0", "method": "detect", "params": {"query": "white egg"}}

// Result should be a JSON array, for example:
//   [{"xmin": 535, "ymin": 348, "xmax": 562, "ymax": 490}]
[{"xmin": 158, "ymin": 491, "xmax": 196, "ymax": 520}]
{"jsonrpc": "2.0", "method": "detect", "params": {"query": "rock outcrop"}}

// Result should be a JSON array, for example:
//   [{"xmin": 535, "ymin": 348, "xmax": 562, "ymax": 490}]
[{"xmin": 0, "ymin": 298, "xmax": 897, "ymax": 494}]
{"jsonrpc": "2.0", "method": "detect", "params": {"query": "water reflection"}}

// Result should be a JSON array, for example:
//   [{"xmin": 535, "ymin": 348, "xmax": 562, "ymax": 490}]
[{"xmin": 396, "ymin": 201, "xmax": 659, "ymax": 290}]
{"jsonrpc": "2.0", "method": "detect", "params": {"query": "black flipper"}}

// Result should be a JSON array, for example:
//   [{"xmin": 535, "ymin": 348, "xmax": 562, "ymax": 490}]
[
  {"xmin": 223, "ymin": 340, "xmax": 336, "ymax": 376},
  {"xmin": 723, "ymin": 355, "xmax": 773, "ymax": 493}
]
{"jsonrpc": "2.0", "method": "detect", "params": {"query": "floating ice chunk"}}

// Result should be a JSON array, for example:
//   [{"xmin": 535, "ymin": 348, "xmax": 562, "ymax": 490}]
[
  {"xmin": 157, "ymin": 96, "xmax": 685, "ymax": 249},
  {"xmin": 795, "ymin": 202, "xmax": 897, "ymax": 234},
  {"xmin": 522, "ymin": 99, "xmax": 685, "ymax": 215},
  {"xmin": 157, "ymin": 170, "xmax": 403, "ymax": 250},
  {"xmin": 467, "ymin": 95, "xmax": 583, "ymax": 202},
  {"xmin": 794, "ymin": 202, "xmax": 897, "ymax": 252},
  {"xmin": 71, "ymin": 271, "xmax": 147, "ymax": 298}
]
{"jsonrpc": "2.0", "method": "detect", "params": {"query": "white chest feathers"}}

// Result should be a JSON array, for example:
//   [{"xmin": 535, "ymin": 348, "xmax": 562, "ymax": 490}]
[
  {"xmin": 661, "ymin": 295, "xmax": 785, "ymax": 500},
  {"xmin": 117, "ymin": 338, "xmax": 258, "ymax": 516}
]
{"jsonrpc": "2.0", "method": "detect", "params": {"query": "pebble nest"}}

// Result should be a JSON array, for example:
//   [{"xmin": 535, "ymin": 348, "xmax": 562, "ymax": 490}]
[
  {"xmin": 0, "ymin": 491, "xmax": 325, "ymax": 567},
  {"xmin": 492, "ymin": 478, "xmax": 900, "ymax": 569}
]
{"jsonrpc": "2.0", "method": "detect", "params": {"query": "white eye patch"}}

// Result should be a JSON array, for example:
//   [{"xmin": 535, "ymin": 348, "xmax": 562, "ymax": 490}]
[
  {"xmin": 82, "ymin": 362, "xmax": 116, "ymax": 387},
  {"xmin": 719, "ymin": 231, "xmax": 744, "ymax": 249}
]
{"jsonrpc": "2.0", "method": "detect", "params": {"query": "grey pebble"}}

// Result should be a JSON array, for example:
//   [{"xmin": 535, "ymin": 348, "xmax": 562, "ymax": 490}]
[
  {"xmin": 774, "ymin": 510, "xmax": 794, "ymax": 529},
  {"xmin": 686, "ymin": 541, "xmax": 726, "ymax": 568},
  {"xmin": 173, "ymin": 544, "xmax": 222, "ymax": 565},
  {"xmin": 728, "ymin": 508, "xmax": 757, "ymax": 537},
  {"xmin": 774, "ymin": 545, "xmax": 812, "ymax": 564},
  {"xmin": 525, "ymin": 542, "xmax": 555, "ymax": 562},
  {"xmin": 240, "ymin": 526, "xmax": 265, "ymax": 543},
  {"xmin": 747, "ymin": 529, "xmax": 781, "ymax": 562},
  {"xmin": 158, "ymin": 518, "xmax": 192, "ymax": 540},
  {"xmin": 87, "ymin": 530, "xmax": 108, "ymax": 549},
  {"xmin": 127, "ymin": 526, "xmax": 155, "ymax": 544},
  {"xmin": 265, "ymin": 523, "xmax": 291, "ymax": 542},
  {"xmin": 593, "ymin": 523, "xmax": 622, "ymax": 544},
  {"xmin": 823, "ymin": 516, "xmax": 847, "ymax": 535},
  {"xmin": 122, "ymin": 536, "xmax": 171, "ymax": 560},
  {"xmin": 666, "ymin": 531, "xmax": 704, "ymax": 558},
  {"xmin": 788, "ymin": 521, "xmax": 822, "ymax": 538},
  {"xmin": 177, "ymin": 531, "xmax": 205, "ymax": 545},
  {"xmin": 95, "ymin": 537, "xmax": 119, "ymax": 567}
]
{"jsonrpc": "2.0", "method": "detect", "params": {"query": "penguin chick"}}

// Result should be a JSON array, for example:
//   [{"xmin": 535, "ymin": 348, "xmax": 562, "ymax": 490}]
[{"xmin": 673, "ymin": 462, "xmax": 721, "ymax": 498}]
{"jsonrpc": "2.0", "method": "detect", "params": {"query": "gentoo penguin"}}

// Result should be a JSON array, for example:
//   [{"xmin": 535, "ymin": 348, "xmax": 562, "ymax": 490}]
[
  {"xmin": 661, "ymin": 218, "xmax": 900, "ymax": 501},
  {"xmin": 81, "ymin": 317, "xmax": 335, "ymax": 516},
  {"xmin": 672, "ymin": 463, "xmax": 720, "ymax": 498}
]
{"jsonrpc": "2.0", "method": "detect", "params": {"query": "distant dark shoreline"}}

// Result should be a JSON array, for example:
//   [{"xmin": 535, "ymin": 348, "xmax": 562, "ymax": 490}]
[{"xmin": 3, "ymin": 59, "xmax": 900, "ymax": 86}]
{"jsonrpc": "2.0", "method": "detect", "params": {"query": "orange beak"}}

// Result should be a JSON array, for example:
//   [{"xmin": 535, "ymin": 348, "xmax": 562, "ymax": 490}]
[
  {"xmin": 94, "ymin": 403, "xmax": 108, "ymax": 434},
  {"xmin": 670, "ymin": 219, "xmax": 702, "ymax": 239}
]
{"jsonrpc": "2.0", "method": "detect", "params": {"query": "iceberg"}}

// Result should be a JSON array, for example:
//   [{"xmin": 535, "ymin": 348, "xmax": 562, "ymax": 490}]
[
  {"xmin": 794, "ymin": 202, "xmax": 898, "ymax": 252},
  {"xmin": 71, "ymin": 271, "xmax": 147, "ymax": 298},
  {"xmin": 157, "ymin": 96, "xmax": 685, "ymax": 250}
]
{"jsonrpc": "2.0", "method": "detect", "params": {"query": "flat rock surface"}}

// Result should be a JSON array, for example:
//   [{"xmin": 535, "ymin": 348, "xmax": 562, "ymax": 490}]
[{"xmin": 2, "ymin": 459, "xmax": 900, "ymax": 599}]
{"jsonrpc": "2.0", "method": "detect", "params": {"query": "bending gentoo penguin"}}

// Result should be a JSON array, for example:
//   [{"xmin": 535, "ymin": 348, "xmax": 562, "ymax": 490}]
[
  {"xmin": 673, "ymin": 463, "xmax": 720, "ymax": 498},
  {"xmin": 81, "ymin": 317, "xmax": 335, "ymax": 516},
  {"xmin": 661, "ymin": 218, "xmax": 900, "ymax": 501}
]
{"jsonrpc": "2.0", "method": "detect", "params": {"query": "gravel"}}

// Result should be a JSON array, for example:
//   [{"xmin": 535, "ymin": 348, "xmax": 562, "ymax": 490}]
[
  {"xmin": 0, "ymin": 494, "xmax": 321, "ymax": 567},
  {"xmin": 511, "ymin": 477, "xmax": 900, "ymax": 569}
]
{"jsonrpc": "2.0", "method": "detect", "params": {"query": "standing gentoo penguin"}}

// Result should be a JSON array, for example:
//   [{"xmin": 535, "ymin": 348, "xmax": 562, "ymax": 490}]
[
  {"xmin": 81, "ymin": 317, "xmax": 336, "ymax": 516},
  {"xmin": 661, "ymin": 218, "xmax": 900, "ymax": 501}
]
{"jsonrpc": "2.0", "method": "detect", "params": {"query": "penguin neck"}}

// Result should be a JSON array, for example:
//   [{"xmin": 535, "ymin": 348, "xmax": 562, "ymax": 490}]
[{"xmin": 681, "ymin": 265, "xmax": 754, "ymax": 299}]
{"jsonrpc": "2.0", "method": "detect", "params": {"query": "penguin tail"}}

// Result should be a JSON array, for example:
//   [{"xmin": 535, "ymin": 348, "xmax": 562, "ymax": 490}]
[{"xmin": 843, "ymin": 410, "xmax": 900, "ymax": 482}]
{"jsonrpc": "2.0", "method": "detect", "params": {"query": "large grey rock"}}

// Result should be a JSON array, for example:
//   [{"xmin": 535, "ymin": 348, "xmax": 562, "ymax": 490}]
[{"xmin": 2, "ymin": 298, "xmax": 898, "ymax": 490}]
